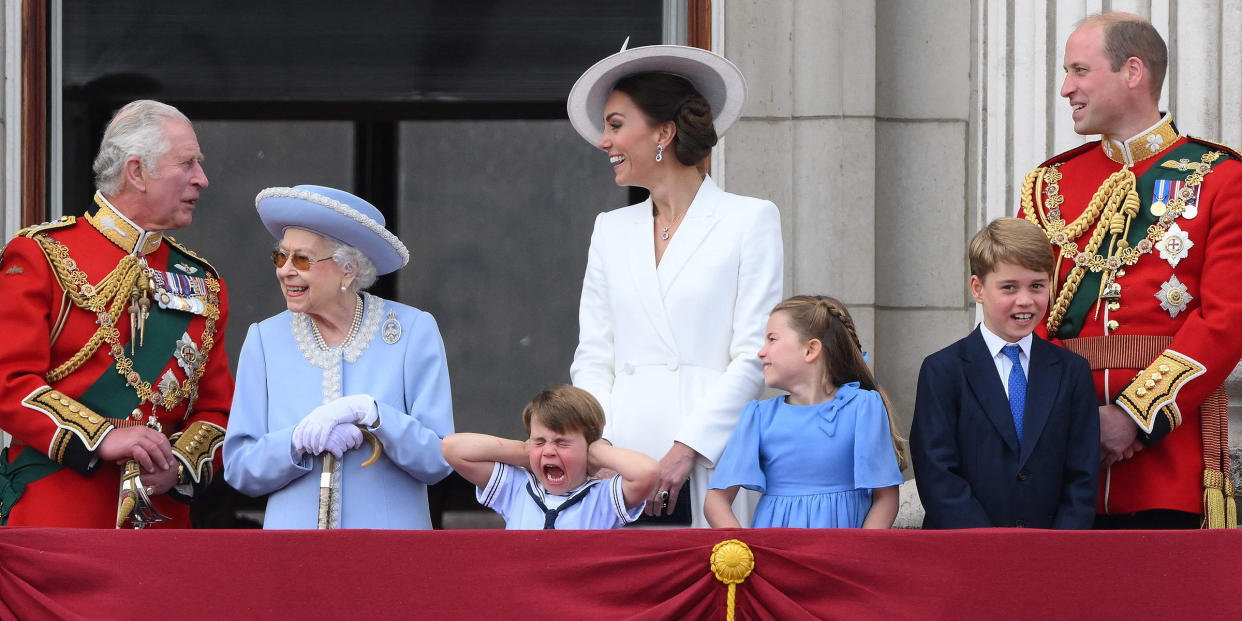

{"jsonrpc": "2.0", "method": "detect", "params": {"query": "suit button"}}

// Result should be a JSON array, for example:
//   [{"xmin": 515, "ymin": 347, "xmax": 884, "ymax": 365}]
[
  {"xmin": 1016, "ymin": 520, "xmax": 1026, "ymax": 528},
  {"xmin": 1017, "ymin": 470, "xmax": 1029, "ymax": 481},
  {"xmin": 667, "ymin": 359, "xmax": 679, "ymax": 371}
]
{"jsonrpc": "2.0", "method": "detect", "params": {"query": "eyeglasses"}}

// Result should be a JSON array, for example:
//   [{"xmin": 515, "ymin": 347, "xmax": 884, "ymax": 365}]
[{"xmin": 271, "ymin": 250, "xmax": 334, "ymax": 271}]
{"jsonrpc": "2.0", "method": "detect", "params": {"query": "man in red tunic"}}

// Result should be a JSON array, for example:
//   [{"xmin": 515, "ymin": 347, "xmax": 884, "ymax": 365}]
[
  {"xmin": 1019, "ymin": 13, "xmax": 1242, "ymax": 528},
  {"xmin": 0, "ymin": 100, "xmax": 233, "ymax": 527}
]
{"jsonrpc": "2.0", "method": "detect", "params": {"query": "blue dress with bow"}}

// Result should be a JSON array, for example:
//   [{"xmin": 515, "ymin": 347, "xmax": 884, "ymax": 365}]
[{"xmin": 708, "ymin": 382, "xmax": 904, "ymax": 528}]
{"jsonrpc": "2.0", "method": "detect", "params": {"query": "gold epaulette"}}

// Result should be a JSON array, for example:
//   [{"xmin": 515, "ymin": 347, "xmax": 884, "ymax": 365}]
[
  {"xmin": 17, "ymin": 215, "xmax": 77, "ymax": 239},
  {"xmin": 171, "ymin": 420, "xmax": 226, "ymax": 485},
  {"xmin": 163, "ymin": 235, "xmax": 220, "ymax": 278}
]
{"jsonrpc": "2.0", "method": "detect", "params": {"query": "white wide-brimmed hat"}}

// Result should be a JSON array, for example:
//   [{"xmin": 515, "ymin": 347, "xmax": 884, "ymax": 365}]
[
  {"xmin": 566, "ymin": 43, "xmax": 746, "ymax": 146},
  {"xmin": 255, "ymin": 185, "xmax": 410, "ymax": 275}
]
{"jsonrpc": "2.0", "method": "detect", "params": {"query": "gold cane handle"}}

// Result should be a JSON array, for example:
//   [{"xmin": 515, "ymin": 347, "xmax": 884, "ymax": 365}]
[{"xmin": 360, "ymin": 429, "xmax": 382, "ymax": 467}]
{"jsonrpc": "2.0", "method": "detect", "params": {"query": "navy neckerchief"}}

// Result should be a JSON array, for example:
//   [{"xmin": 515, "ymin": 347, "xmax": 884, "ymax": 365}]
[{"xmin": 525, "ymin": 478, "xmax": 600, "ymax": 530}]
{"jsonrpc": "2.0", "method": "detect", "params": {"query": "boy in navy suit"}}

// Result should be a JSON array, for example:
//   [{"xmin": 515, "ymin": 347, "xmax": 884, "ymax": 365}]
[{"xmin": 911, "ymin": 218, "xmax": 1098, "ymax": 528}]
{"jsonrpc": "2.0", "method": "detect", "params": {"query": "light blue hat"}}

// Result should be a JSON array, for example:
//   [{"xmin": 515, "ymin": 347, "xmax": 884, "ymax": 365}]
[{"xmin": 255, "ymin": 185, "xmax": 409, "ymax": 275}]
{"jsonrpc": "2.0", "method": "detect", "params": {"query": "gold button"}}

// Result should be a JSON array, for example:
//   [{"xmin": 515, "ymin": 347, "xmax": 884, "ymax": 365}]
[
  {"xmin": 1158, "ymin": 364, "xmax": 1170, "ymax": 373},
  {"xmin": 1117, "ymin": 269, "xmax": 1126, "ymax": 277},
  {"xmin": 1151, "ymin": 372, "xmax": 1163, "ymax": 382},
  {"xmin": 1137, "ymin": 388, "xmax": 1147, "ymax": 397},
  {"xmin": 87, "ymin": 415, "xmax": 102, "ymax": 424},
  {"xmin": 1106, "ymin": 320, "xmax": 1119, "ymax": 331},
  {"xmin": 131, "ymin": 408, "xmax": 143, "ymax": 420},
  {"xmin": 1108, "ymin": 302, "xmax": 1120, "ymax": 311},
  {"xmin": 1144, "ymin": 379, "xmax": 1156, "ymax": 389},
  {"xmin": 59, "ymin": 398, "xmax": 71, "ymax": 406},
  {"xmin": 68, "ymin": 405, "xmax": 80, "ymax": 413},
  {"xmin": 48, "ymin": 390, "xmax": 60, "ymax": 399}
]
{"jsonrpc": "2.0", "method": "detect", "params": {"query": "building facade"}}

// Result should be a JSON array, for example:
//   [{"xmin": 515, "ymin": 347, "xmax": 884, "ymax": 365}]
[{"xmin": 4, "ymin": 0, "xmax": 1241, "ymax": 478}]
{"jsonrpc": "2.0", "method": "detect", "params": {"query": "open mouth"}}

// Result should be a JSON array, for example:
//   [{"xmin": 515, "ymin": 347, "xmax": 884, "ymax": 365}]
[
  {"xmin": 1012, "ymin": 313, "xmax": 1033, "ymax": 322},
  {"xmin": 542, "ymin": 464, "xmax": 566, "ymax": 484},
  {"xmin": 285, "ymin": 285, "xmax": 307, "ymax": 296},
  {"xmin": 609, "ymin": 155, "xmax": 626, "ymax": 167}
]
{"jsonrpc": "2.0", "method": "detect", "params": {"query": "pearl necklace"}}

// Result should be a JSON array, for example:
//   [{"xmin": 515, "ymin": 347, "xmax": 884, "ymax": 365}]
[{"xmin": 310, "ymin": 294, "xmax": 364, "ymax": 350}]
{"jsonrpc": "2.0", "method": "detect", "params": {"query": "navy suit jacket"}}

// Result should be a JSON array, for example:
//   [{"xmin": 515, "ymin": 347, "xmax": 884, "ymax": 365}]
[{"xmin": 910, "ymin": 327, "xmax": 1099, "ymax": 529}]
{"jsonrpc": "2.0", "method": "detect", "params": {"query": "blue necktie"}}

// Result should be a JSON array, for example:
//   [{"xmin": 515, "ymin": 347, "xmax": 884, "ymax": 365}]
[{"xmin": 1002, "ymin": 344, "xmax": 1025, "ymax": 444}]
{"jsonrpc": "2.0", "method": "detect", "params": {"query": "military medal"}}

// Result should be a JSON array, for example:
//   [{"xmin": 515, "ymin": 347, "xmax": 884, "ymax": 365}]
[
  {"xmin": 382, "ymin": 311, "xmax": 402, "ymax": 345},
  {"xmin": 175, "ymin": 332, "xmax": 202, "ymax": 376},
  {"xmin": 1156, "ymin": 222, "xmax": 1193, "ymax": 268},
  {"xmin": 1155, "ymin": 275, "xmax": 1192, "ymax": 318}
]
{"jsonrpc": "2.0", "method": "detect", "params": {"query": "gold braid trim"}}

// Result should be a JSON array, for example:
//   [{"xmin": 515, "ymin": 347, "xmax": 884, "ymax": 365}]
[
  {"xmin": 171, "ymin": 420, "xmax": 225, "ymax": 485},
  {"xmin": 33, "ymin": 235, "xmax": 145, "ymax": 381},
  {"xmin": 1043, "ymin": 168, "xmax": 1135, "ymax": 336},
  {"xmin": 1114, "ymin": 349, "xmax": 1205, "ymax": 434},
  {"xmin": 21, "ymin": 386, "xmax": 114, "ymax": 462},
  {"xmin": 32, "ymin": 234, "xmax": 222, "ymax": 413},
  {"xmin": 1025, "ymin": 152, "xmax": 1222, "ymax": 337}
]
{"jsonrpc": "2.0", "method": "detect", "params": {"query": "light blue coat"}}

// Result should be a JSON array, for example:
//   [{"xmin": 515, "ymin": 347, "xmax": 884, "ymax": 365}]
[{"xmin": 223, "ymin": 296, "xmax": 454, "ymax": 529}]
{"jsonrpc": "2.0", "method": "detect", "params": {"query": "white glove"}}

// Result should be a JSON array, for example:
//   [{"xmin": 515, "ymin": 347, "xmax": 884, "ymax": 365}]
[
  {"xmin": 292, "ymin": 395, "xmax": 377, "ymax": 456},
  {"xmin": 321, "ymin": 423, "xmax": 364, "ymax": 458}
]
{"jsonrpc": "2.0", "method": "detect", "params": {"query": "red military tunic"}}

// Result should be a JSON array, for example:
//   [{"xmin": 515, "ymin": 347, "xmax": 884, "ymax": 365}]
[
  {"xmin": 0, "ymin": 194, "xmax": 233, "ymax": 527},
  {"xmin": 1019, "ymin": 115, "xmax": 1242, "ymax": 516}
]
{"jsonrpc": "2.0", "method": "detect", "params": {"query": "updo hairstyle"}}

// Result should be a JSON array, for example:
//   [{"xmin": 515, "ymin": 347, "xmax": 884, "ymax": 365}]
[{"xmin": 612, "ymin": 72, "xmax": 718, "ymax": 166}]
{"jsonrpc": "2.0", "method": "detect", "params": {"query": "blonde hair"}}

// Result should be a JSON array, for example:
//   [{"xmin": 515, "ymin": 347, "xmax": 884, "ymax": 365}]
[
  {"xmin": 771, "ymin": 295, "xmax": 908, "ymax": 470},
  {"xmin": 969, "ymin": 217, "xmax": 1055, "ymax": 280},
  {"xmin": 522, "ymin": 385, "xmax": 605, "ymax": 444}
]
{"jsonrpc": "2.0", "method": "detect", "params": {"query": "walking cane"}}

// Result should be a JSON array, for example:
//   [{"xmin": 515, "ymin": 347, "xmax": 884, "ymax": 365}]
[{"xmin": 316, "ymin": 428, "xmax": 383, "ymax": 529}]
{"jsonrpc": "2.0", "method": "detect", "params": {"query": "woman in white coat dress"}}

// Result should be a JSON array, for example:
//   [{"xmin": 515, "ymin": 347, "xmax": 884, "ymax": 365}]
[{"xmin": 567, "ymin": 45, "xmax": 783, "ymax": 527}]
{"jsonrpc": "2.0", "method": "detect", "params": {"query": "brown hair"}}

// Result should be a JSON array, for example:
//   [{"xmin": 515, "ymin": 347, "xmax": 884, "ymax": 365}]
[
  {"xmin": 522, "ymin": 385, "xmax": 605, "ymax": 444},
  {"xmin": 612, "ymin": 72, "xmax": 717, "ymax": 166},
  {"xmin": 1080, "ymin": 12, "xmax": 1167, "ymax": 100},
  {"xmin": 969, "ymin": 217, "xmax": 1054, "ymax": 280},
  {"xmin": 771, "ymin": 295, "xmax": 908, "ymax": 470}
]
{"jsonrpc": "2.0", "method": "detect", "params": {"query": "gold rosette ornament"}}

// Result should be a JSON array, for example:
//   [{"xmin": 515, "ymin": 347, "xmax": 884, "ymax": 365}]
[{"xmin": 710, "ymin": 539, "xmax": 755, "ymax": 621}]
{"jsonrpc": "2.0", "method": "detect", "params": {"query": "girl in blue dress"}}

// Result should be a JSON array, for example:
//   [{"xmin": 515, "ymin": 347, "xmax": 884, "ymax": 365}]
[{"xmin": 704, "ymin": 295, "xmax": 907, "ymax": 528}]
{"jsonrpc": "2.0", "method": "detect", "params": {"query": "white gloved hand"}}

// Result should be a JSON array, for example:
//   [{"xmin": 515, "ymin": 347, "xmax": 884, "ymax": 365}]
[
  {"xmin": 292, "ymin": 395, "xmax": 377, "ymax": 456},
  {"xmin": 321, "ymin": 423, "xmax": 364, "ymax": 458}
]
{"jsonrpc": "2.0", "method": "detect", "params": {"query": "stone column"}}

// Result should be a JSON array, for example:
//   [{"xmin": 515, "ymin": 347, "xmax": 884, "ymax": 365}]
[{"xmin": 720, "ymin": 0, "xmax": 882, "ymax": 404}]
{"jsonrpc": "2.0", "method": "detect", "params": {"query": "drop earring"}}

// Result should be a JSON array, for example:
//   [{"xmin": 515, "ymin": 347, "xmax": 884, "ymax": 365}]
[
  {"xmin": 655, "ymin": 144, "xmax": 663, "ymax": 163},
  {"xmin": 340, "ymin": 283, "xmax": 347, "ymax": 292}
]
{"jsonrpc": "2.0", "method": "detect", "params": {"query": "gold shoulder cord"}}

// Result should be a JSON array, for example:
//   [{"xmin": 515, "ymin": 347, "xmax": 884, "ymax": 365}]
[
  {"xmin": 33, "ymin": 234, "xmax": 144, "ymax": 381},
  {"xmin": 1023, "ymin": 165, "xmax": 1138, "ymax": 336},
  {"xmin": 32, "ymin": 233, "xmax": 221, "ymax": 413},
  {"xmin": 1023, "ymin": 151, "xmax": 1220, "ymax": 337}
]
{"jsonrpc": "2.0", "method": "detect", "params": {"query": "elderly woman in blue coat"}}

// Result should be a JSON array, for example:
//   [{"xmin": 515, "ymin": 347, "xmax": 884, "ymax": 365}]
[{"xmin": 223, "ymin": 185, "xmax": 454, "ymax": 529}]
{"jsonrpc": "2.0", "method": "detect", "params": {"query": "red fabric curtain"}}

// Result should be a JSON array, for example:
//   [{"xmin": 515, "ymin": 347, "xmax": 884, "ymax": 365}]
[{"xmin": 2, "ymin": 527, "xmax": 1239, "ymax": 620}]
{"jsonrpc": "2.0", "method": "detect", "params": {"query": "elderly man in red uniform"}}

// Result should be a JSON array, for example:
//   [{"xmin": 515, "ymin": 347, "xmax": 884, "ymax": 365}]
[
  {"xmin": 1020, "ymin": 13, "xmax": 1242, "ymax": 528},
  {"xmin": 0, "ymin": 100, "xmax": 232, "ymax": 528}
]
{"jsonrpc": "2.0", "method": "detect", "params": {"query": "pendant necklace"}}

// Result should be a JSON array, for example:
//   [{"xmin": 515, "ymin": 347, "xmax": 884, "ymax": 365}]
[{"xmin": 657, "ymin": 207, "xmax": 686, "ymax": 241}]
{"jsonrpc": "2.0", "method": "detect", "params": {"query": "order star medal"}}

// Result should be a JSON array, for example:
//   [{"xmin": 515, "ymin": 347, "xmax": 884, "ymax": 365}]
[
  {"xmin": 381, "ymin": 311, "xmax": 402, "ymax": 345},
  {"xmin": 175, "ymin": 332, "xmax": 202, "ymax": 376},
  {"xmin": 1155, "ymin": 275, "xmax": 1192, "ymax": 318},
  {"xmin": 1155, "ymin": 222, "xmax": 1193, "ymax": 268}
]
